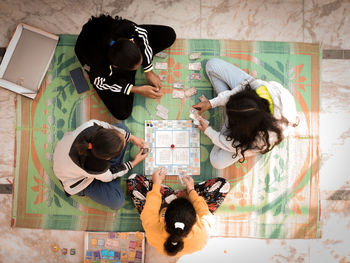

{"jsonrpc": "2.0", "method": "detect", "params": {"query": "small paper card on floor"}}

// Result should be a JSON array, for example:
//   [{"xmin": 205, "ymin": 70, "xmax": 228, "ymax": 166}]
[
  {"xmin": 190, "ymin": 73, "xmax": 201, "ymax": 80},
  {"xmin": 173, "ymin": 82, "xmax": 184, "ymax": 89},
  {"xmin": 156, "ymin": 110, "xmax": 168, "ymax": 120},
  {"xmin": 189, "ymin": 62, "xmax": 201, "ymax": 70},
  {"xmin": 199, "ymin": 94, "xmax": 208, "ymax": 102},
  {"xmin": 185, "ymin": 87, "xmax": 197, "ymax": 97},
  {"xmin": 155, "ymin": 52, "xmax": 167, "ymax": 58},
  {"xmin": 155, "ymin": 62, "xmax": 168, "ymax": 70},
  {"xmin": 159, "ymin": 75, "xmax": 167, "ymax": 81},
  {"xmin": 156, "ymin": 104, "xmax": 169, "ymax": 114},
  {"xmin": 189, "ymin": 52, "xmax": 201, "ymax": 60},
  {"xmin": 172, "ymin": 89, "xmax": 185, "ymax": 99}
]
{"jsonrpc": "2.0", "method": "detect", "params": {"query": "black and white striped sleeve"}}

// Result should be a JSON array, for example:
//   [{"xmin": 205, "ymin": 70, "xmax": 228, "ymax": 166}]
[
  {"xmin": 109, "ymin": 161, "xmax": 133, "ymax": 179},
  {"xmin": 134, "ymin": 25, "xmax": 153, "ymax": 72},
  {"xmin": 93, "ymin": 76, "xmax": 133, "ymax": 95}
]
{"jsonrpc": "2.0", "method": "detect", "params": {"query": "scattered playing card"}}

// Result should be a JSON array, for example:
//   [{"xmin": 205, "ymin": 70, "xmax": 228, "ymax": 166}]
[
  {"xmin": 189, "ymin": 52, "xmax": 201, "ymax": 60},
  {"xmin": 159, "ymin": 75, "xmax": 167, "ymax": 81},
  {"xmin": 190, "ymin": 73, "xmax": 201, "ymax": 80},
  {"xmin": 199, "ymin": 95, "xmax": 208, "ymax": 102},
  {"xmin": 173, "ymin": 82, "xmax": 184, "ymax": 89},
  {"xmin": 155, "ymin": 52, "xmax": 167, "ymax": 58},
  {"xmin": 156, "ymin": 104, "xmax": 169, "ymax": 114},
  {"xmin": 188, "ymin": 62, "xmax": 201, "ymax": 70},
  {"xmin": 185, "ymin": 87, "xmax": 197, "ymax": 97},
  {"xmin": 155, "ymin": 62, "xmax": 168, "ymax": 70},
  {"xmin": 156, "ymin": 110, "xmax": 168, "ymax": 120},
  {"xmin": 172, "ymin": 89, "xmax": 185, "ymax": 99}
]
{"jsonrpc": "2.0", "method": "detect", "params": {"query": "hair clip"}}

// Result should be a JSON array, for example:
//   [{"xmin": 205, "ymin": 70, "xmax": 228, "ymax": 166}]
[
  {"xmin": 171, "ymin": 242, "xmax": 178, "ymax": 245},
  {"xmin": 109, "ymin": 40, "xmax": 115, "ymax": 46},
  {"xmin": 129, "ymin": 38, "xmax": 135, "ymax": 43},
  {"xmin": 174, "ymin": 222, "xmax": 185, "ymax": 230},
  {"xmin": 88, "ymin": 143, "xmax": 92, "ymax": 149}
]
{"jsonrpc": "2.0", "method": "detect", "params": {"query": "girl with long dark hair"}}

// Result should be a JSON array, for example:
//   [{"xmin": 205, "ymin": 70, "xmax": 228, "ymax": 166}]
[{"xmin": 193, "ymin": 58, "xmax": 298, "ymax": 169}]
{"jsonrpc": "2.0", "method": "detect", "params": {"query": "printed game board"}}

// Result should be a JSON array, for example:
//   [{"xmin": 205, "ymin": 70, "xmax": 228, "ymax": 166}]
[
  {"xmin": 144, "ymin": 120, "xmax": 200, "ymax": 176},
  {"xmin": 84, "ymin": 232, "xmax": 145, "ymax": 263}
]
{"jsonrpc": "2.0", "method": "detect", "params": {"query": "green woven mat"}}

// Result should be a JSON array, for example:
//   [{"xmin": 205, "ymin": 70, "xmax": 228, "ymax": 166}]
[{"xmin": 12, "ymin": 35, "xmax": 320, "ymax": 238}]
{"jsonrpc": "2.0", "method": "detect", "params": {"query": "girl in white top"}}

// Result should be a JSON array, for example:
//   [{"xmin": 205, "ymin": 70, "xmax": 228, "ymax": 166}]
[
  {"xmin": 53, "ymin": 119, "xmax": 148, "ymax": 209},
  {"xmin": 193, "ymin": 58, "xmax": 298, "ymax": 169}
]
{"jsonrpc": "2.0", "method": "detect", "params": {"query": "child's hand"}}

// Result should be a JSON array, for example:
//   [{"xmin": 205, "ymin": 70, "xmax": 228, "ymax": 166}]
[
  {"xmin": 197, "ymin": 119, "xmax": 209, "ymax": 132},
  {"xmin": 131, "ymin": 149, "xmax": 148, "ymax": 167},
  {"xmin": 152, "ymin": 168, "xmax": 167, "ymax": 185},
  {"xmin": 130, "ymin": 135, "xmax": 149, "ymax": 149},
  {"xmin": 192, "ymin": 101, "xmax": 211, "ymax": 114},
  {"xmin": 182, "ymin": 175, "xmax": 194, "ymax": 193}
]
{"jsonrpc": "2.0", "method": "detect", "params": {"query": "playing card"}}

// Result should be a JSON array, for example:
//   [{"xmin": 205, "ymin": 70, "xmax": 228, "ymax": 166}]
[
  {"xmin": 155, "ymin": 62, "xmax": 168, "ymax": 70},
  {"xmin": 172, "ymin": 89, "xmax": 185, "ymax": 99},
  {"xmin": 190, "ymin": 73, "xmax": 201, "ymax": 80},
  {"xmin": 159, "ymin": 75, "xmax": 167, "ymax": 81},
  {"xmin": 199, "ymin": 95, "xmax": 208, "ymax": 102},
  {"xmin": 188, "ymin": 62, "xmax": 201, "ymax": 70},
  {"xmin": 189, "ymin": 52, "xmax": 201, "ymax": 60},
  {"xmin": 185, "ymin": 87, "xmax": 197, "ymax": 97},
  {"xmin": 156, "ymin": 110, "xmax": 168, "ymax": 120},
  {"xmin": 156, "ymin": 104, "xmax": 169, "ymax": 114},
  {"xmin": 173, "ymin": 82, "xmax": 184, "ymax": 89},
  {"xmin": 155, "ymin": 52, "xmax": 167, "ymax": 58}
]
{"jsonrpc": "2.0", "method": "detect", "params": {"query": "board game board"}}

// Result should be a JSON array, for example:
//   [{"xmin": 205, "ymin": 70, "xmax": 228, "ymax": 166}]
[
  {"xmin": 144, "ymin": 120, "xmax": 200, "ymax": 176},
  {"xmin": 84, "ymin": 232, "xmax": 145, "ymax": 263}
]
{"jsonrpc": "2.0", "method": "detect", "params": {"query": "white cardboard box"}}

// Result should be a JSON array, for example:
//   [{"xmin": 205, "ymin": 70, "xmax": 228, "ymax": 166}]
[{"xmin": 0, "ymin": 23, "xmax": 59, "ymax": 99}]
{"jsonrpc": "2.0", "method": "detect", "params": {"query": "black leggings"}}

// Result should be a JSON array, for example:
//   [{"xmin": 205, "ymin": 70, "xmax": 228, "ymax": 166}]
[{"xmin": 95, "ymin": 25, "xmax": 176, "ymax": 120}]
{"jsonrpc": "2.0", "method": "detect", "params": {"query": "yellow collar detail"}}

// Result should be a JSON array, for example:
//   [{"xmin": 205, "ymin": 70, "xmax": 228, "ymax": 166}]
[{"xmin": 256, "ymin": 86, "xmax": 274, "ymax": 114}]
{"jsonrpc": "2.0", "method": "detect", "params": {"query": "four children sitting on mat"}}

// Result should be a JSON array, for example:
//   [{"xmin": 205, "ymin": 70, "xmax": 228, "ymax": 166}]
[{"xmin": 53, "ymin": 14, "xmax": 298, "ymax": 257}]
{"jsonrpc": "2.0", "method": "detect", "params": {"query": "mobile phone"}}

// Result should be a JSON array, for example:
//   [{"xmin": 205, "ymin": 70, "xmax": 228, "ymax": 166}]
[
  {"xmin": 69, "ymin": 67, "xmax": 90, "ymax": 94},
  {"xmin": 142, "ymin": 148, "xmax": 149, "ymax": 154}
]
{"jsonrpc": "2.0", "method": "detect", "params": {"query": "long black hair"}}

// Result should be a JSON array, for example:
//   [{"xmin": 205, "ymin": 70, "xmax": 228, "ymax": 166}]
[
  {"xmin": 75, "ymin": 128, "xmax": 124, "ymax": 160},
  {"xmin": 107, "ymin": 38, "xmax": 142, "ymax": 70},
  {"xmin": 225, "ymin": 83, "xmax": 287, "ymax": 162},
  {"xmin": 164, "ymin": 197, "xmax": 196, "ymax": 256}
]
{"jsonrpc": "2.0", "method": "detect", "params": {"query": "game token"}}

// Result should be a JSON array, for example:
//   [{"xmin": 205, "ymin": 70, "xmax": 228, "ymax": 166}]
[
  {"xmin": 61, "ymin": 248, "xmax": 68, "ymax": 255},
  {"xmin": 70, "ymin": 248, "xmax": 76, "ymax": 255},
  {"xmin": 51, "ymin": 244, "xmax": 59, "ymax": 252}
]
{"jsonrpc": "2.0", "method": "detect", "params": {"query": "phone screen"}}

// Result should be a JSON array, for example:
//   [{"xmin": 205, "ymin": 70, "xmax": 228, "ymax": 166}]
[{"xmin": 69, "ymin": 67, "xmax": 90, "ymax": 94}]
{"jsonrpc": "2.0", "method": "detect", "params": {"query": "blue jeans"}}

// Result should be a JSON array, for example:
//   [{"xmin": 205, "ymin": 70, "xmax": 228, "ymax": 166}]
[
  {"xmin": 206, "ymin": 58, "xmax": 253, "ymax": 169},
  {"xmin": 78, "ymin": 122, "xmax": 129, "ymax": 210}
]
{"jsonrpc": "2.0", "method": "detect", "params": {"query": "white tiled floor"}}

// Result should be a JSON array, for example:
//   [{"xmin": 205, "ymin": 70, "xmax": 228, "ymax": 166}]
[{"xmin": 0, "ymin": 0, "xmax": 350, "ymax": 262}]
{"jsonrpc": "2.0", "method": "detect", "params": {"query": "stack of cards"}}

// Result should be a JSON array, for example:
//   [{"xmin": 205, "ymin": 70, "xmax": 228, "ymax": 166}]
[
  {"xmin": 155, "ymin": 52, "xmax": 167, "ymax": 58},
  {"xmin": 184, "ymin": 87, "xmax": 197, "ymax": 97},
  {"xmin": 189, "ymin": 52, "xmax": 201, "ymax": 60},
  {"xmin": 156, "ymin": 104, "xmax": 169, "ymax": 120},
  {"xmin": 189, "ymin": 62, "xmax": 201, "ymax": 71},
  {"xmin": 155, "ymin": 62, "xmax": 168, "ymax": 70},
  {"xmin": 189, "ymin": 108, "xmax": 210, "ymax": 126},
  {"xmin": 199, "ymin": 94, "xmax": 208, "ymax": 102}
]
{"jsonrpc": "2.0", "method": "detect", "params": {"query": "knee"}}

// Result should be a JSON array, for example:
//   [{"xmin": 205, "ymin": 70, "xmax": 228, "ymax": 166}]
[
  {"xmin": 210, "ymin": 149, "xmax": 231, "ymax": 170},
  {"xmin": 164, "ymin": 26, "xmax": 177, "ymax": 48},
  {"xmin": 113, "ymin": 110, "xmax": 132, "ymax": 121},
  {"xmin": 108, "ymin": 193, "xmax": 125, "ymax": 210},
  {"xmin": 206, "ymin": 58, "xmax": 223, "ymax": 74}
]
